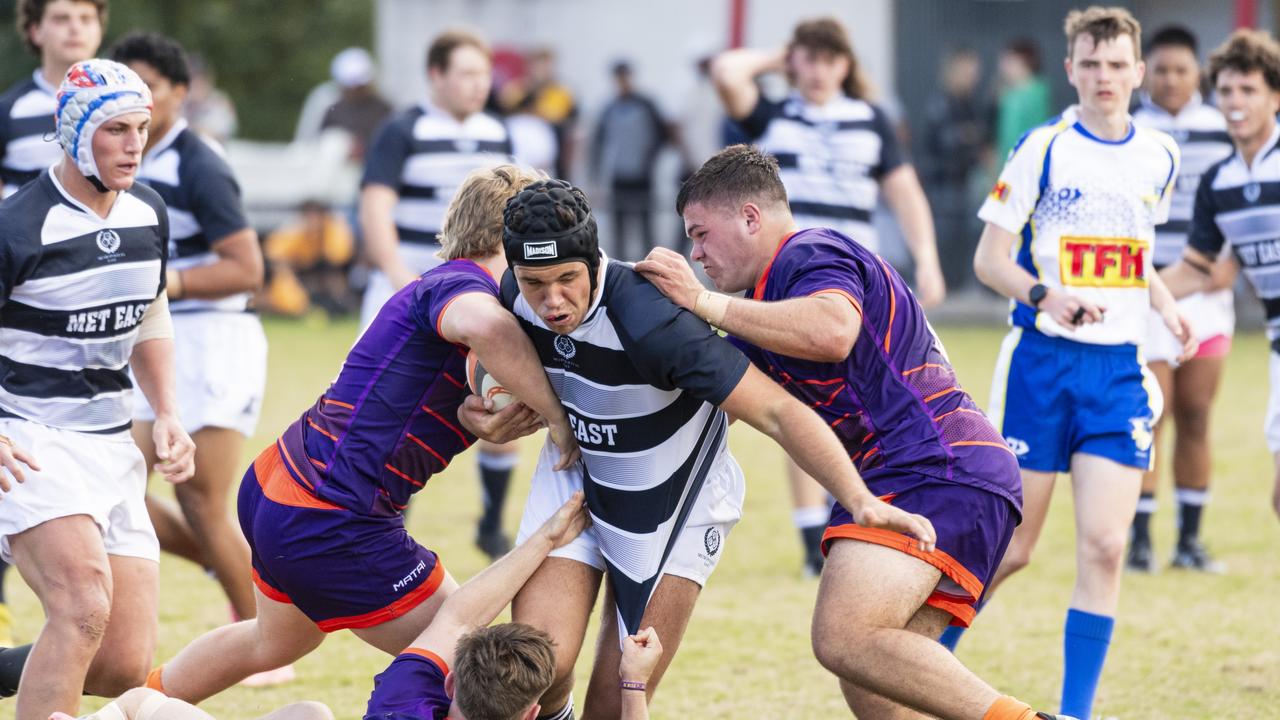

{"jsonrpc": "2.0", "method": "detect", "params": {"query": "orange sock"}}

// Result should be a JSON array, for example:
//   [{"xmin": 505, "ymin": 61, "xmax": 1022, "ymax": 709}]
[
  {"xmin": 983, "ymin": 695, "xmax": 1037, "ymax": 720},
  {"xmin": 144, "ymin": 665, "xmax": 166, "ymax": 694}
]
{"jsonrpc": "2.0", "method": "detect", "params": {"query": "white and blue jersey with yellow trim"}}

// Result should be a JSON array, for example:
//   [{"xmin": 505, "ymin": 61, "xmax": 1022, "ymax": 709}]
[{"xmin": 978, "ymin": 109, "xmax": 1180, "ymax": 346}]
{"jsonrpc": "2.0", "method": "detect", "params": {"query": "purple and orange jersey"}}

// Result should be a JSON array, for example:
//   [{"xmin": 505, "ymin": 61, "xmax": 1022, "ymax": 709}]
[
  {"xmin": 732, "ymin": 228, "xmax": 1022, "ymax": 511},
  {"xmin": 278, "ymin": 259, "xmax": 496, "ymax": 517},
  {"xmin": 364, "ymin": 647, "xmax": 452, "ymax": 720}
]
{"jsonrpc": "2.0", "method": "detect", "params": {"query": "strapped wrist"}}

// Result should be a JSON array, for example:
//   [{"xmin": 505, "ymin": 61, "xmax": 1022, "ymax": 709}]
[{"xmin": 693, "ymin": 290, "xmax": 729, "ymax": 326}]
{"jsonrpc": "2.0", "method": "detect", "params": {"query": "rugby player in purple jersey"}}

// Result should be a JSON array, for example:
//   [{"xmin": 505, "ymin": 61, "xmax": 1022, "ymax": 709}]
[
  {"xmin": 638, "ymin": 144, "xmax": 1072, "ymax": 720},
  {"xmin": 143, "ymin": 165, "xmax": 581, "ymax": 704}
]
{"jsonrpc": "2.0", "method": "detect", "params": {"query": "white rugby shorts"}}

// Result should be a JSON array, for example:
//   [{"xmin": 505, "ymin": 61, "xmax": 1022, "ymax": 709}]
[
  {"xmin": 0, "ymin": 418, "xmax": 157, "ymax": 562},
  {"xmin": 515, "ymin": 439, "xmax": 744, "ymax": 588},
  {"xmin": 1145, "ymin": 288, "xmax": 1234, "ymax": 366},
  {"xmin": 1267, "ymin": 351, "xmax": 1280, "ymax": 453},
  {"xmin": 133, "ymin": 312, "xmax": 267, "ymax": 437}
]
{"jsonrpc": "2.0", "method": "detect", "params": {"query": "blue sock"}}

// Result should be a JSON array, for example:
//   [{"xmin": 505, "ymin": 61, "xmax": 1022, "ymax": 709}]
[
  {"xmin": 1061, "ymin": 609, "xmax": 1115, "ymax": 719},
  {"xmin": 938, "ymin": 625, "xmax": 965, "ymax": 651}
]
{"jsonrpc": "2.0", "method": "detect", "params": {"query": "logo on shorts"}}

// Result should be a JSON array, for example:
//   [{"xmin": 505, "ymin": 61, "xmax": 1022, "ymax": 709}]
[
  {"xmin": 96, "ymin": 229, "xmax": 121, "ymax": 254},
  {"xmin": 1004, "ymin": 436, "xmax": 1030, "ymax": 457},
  {"xmin": 1245, "ymin": 181, "xmax": 1262, "ymax": 204},
  {"xmin": 1130, "ymin": 418, "xmax": 1153, "ymax": 452},
  {"xmin": 523, "ymin": 241, "xmax": 558, "ymax": 260},
  {"xmin": 704, "ymin": 527, "xmax": 721, "ymax": 556},
  {"xmin": 393, "ymin": 559, "xmax": 427, "ymax": 592},
  {"xmin": 554, "ymin": 335, "xmax": 576, "ymax": 359}
]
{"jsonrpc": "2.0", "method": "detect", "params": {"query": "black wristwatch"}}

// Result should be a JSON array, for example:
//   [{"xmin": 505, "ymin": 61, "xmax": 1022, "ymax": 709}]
[{"xmin": 1028, "ymin": 283, "xmax": 1049, "ymax": 310}]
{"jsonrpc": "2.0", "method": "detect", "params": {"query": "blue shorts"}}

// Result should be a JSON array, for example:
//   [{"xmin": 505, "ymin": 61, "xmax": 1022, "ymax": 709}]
[{"xmin": 988, "ymin": 327, "xmax": 1159, "ymax": 473}]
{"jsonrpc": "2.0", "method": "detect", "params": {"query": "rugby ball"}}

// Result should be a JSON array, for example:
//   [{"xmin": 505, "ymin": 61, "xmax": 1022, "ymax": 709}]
[{"xmin": 465, "ymin": 351, "xmax": 515, "ymax": 411}]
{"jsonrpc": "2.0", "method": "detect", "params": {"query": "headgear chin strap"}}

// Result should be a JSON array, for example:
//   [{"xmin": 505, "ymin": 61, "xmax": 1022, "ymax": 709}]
[
  {"xmin": 56, "ymin": 59, "xmax": 152, "ymax": 193},
  {"xmin": 503, "ymin": 179, "xmax": 602, "ymax": 293}
]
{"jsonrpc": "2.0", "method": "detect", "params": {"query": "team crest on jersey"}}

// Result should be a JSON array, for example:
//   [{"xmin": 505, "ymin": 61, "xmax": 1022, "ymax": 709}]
[
  {"xmin": 96, "ymin": 229, "xmax": 122, "ymax": 254},
  {"xmin": 704, "ymin": 527, "xmax": 721, "ymax": 556},
  {"xmin": 1245, "ymin": 182, "xmax": 1262, "ymax": 204},
  {"xmin": 989, "ymin": 180, "xmax": 1011, "ymax": 203},
  {"xmin": 554, "ymin": 335, "xmax": 576, "ymax": 359},
  {"xmin": 1059, "ymin": 236, "xmax": 1148, "ymax": 289}
]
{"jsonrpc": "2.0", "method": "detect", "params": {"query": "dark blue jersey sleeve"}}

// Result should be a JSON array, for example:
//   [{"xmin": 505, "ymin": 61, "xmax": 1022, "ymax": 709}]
[
  {"xmin": 362, "ymin": 112, "xmax": 414, "ymax": 190},
  {"xmin": 1187, "ymin": 163, "xmax": 1226, "ymax": 259},
  {"xmin": 870, "ymin": 103, "xmax": 905, "ymax": 179},
  {"xmin": 608, "ymin": 268, "xmax": 749, "ymax": 405},
  {"xmin": 734, "ymin": 97, "xmax": 783, "ymax": 141},
  {"xmin": 181, "ymin": 139, "xmax": 250, "ymax": 244}
]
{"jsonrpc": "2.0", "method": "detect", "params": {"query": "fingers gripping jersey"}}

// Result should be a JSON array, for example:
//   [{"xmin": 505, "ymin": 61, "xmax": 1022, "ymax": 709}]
[{"xmin": 978, "ymin": 114, "xmax": 1180, "ymax": 345}]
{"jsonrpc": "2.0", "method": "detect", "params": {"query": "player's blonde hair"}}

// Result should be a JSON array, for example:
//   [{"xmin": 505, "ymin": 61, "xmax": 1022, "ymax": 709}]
[
  {"xmin": 438, "ymin": 165, "xmax": 543, "ymax": 261},
  {"xmin": 1063, "ymin": 6, "xmax": 1142, "ymax": 60},
  {"xmin": 1209, "ymin": 28, "xmax": 1280, "ymax": 92},
  {"xmin": 453, "ymin": 623, "xmax": 556, "ymax": 720}
]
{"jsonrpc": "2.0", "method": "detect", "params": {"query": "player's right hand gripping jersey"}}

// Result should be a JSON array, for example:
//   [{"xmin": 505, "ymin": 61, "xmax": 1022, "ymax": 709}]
[{"xmin": 978, "ymin": 114, "xmax": 1180, "ymax": 345}]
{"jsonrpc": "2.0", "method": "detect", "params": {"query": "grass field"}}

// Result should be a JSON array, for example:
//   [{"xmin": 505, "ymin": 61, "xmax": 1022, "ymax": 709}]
[{"xmin": 8, "ymin": 317, "xmax": 1279, "ymax": 719}]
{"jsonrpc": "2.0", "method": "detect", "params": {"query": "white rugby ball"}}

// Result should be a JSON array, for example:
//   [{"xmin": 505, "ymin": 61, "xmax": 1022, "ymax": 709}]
[{"xmin": 465, "ymin": 351, "xmax": 515, "ymax": 411}]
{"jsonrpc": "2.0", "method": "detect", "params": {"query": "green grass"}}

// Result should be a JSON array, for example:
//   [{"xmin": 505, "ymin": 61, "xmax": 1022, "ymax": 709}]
[{"xmin": 9, "ymin": 317, "xmax": 1279, "ymax": 719}]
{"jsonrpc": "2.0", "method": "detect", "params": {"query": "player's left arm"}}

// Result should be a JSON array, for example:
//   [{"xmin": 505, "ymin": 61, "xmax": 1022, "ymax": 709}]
[
  {"xmin": 439, "ymin": 292, "xmax": 580, "ymax": 469},
  {"xmin": 719, "ymin": 365, "xmax": 935, "ymax": 550},
  {"xmin": 405, "ymin": 492, "xmax": 588, "ymax": 669},
  {"xmin": 878, "ymin": 118, "xmax": 944, "ymax": 309},
  {"xmin": 636, "ymin": 247, "xmax": 861, "ymax": 363},
  {"xmin": 619, "ymin": 627, "xmax": 663, "ymax": 720},
  {"xmin": 130, "ymin": 296, "xmax": 195, "ymax": 484}
]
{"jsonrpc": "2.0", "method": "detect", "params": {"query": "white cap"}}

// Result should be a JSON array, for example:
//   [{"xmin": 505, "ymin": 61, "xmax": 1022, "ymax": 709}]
[
  {"xmin": 56, "ymin": 59, "xmax": 152, "ymax": 190},
  {"xmin": 331, "ymin": 47, "xmax": 375, "ymax": 88}
]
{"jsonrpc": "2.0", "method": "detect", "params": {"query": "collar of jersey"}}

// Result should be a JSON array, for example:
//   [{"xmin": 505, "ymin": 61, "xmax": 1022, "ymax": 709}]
[
  {"xmin": 783, "ymin": 90, "xmax": 855, "ymax": 119},
  {"xmin": 1071, "ymin": 117, "xmax": 1135, "ymax": 145},
  {"xmin": 420, "ymin": 99, "xmax": 481, "ymax": 129},
  {"xmin": 46, "ymin": 162, "xmax": 125, "ymax": 221},
  {"xmin": 143, "ymin": 117, "xmax": 188, "ymax": 164},
  {"xmin": 1138, "ymin": 91, "xmax": 1204, "ymax": 120},
  {"xmin": 579, "ymin": 250, "xmax": 610, "ymax": 328},
  {"xmin": 1238, "ymin": 123, "xmax": 1280, "ymax": 171},
  {"xmin": 31, "ymin": 68, "xmax": 56, "ymax": 95}
]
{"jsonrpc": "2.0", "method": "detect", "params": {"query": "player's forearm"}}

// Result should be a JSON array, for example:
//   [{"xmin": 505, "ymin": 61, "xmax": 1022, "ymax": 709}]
[
  {"xmin": 973, "ymin": 224, "xmax": 1037, "ymax": 304},
  {"xmin": 619, "ymin": 690, "xmax": 649, "ymax": 720},
  {"xmin": 359, "ymin": 187, "xmax": 405, "ymax": 275},
  {"xmin": 169, "ymin": 229, "xmax": 263, "ymax": 299},
  {"xmin": 882, "ymin": 166, "xmax": 941, "ymax": 269},
  {"xmin": 710, "ymin": 48, "xmax": 780, "ymax": 119},
  {"xmin": 435, "ymin": 530, "xmax": 556, "ymax": 630},
  {"xmin": 1159, "ymin": 258, "xmax": 1214, "ymax": 300},
  {"xmin": 1147, "ymin": 271, "xmax": 1178, "ymax": 315},
  {"xmin": 130, "ymin": 337, "xmax": 180, "ymax": 418},
  {"xmin": 757, "ymin": 399, "xmax": 873, "ymax": 511},
  {"xmin": 712, "ymin": 295, "xmax": 856, "ymax": 363},
  {"xmin": 469, "ymin": 314, "xmax": 569, "ymax": 427}
]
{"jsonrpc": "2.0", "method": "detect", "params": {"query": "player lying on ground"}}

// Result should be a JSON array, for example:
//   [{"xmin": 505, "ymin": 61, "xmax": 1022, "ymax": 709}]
[
  {"xmin": 142, "ymin": 166, "xmax": 579, "ymax": 703},
  {"xmin": 638, "ymin": 144, "xmax": 1073, "ymax": 720},
  {"xmin": 50, "ymin": 689, "xmax": 331, "ymax": 720},
  {"xmin": 365, "ymin": 491, "xmax": 662, "ymax": 720},
  {"xmin": 458, "ymin": 179, "xmax": 935, "ymax": 720}
]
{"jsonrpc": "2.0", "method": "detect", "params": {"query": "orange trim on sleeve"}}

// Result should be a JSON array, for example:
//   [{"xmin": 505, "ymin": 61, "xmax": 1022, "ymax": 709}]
[
  {"xmin": 932, "ymin": 407, "xmax": 984, "ymax": 422},
  {"xmin": 902, "ymin": 363, "xmax": 946, "ymax": 377},
  {"xmin": 254, "ymin": 445, "xmax": 342, "ymax": 510},
  {"xmin": 810, "ymin": 288, "xmax": 864, "ymax": 318},
  {"xmin": 434, "ymin": 292, "xmax": 473, "ymax": 340},
  {"xmin": 322, "ymin": 398, "xmax": 355, "ymax": 410},
  {"xmin": 252, "ymin": 568, "xmax": 294, "ymax": 604},
  {"xmin": 922, "ymin": 387, "xmax": 958, "ymax": 403},
  {"xmin": 464, "ymin": 258, "xmax": 497, "ymax": 283},
  {"xmin": 402, "ymin": 647, "xmax": 451, "ymax": 676},
  {"xmin": 821, "ymin": 524, "xmax": 984, "ymax": 601},
  {"xmin": 316, "ymin": 560, "xmax": 446, "ymax": 632}
]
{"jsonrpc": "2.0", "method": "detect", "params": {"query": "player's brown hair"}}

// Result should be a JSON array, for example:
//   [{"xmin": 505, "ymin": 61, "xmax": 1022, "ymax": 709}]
[
  {"xmin": 426, "ymin": 29, "xmax": 490, "ymax": 73},
  {"xmin": 676, "ymin": 144, "xmax": 789, "ymax": 216},
  {"xmin": 1063, "ymin": 6, "xmax": 1142, "ymax": 61},
  {"xmin": 439, "ymin": 165, "xmax": 544, "ymax": 261},
  {"xmin": 1209, "ymin": 28, "xmax": 1280, "ymax": 92},
  {"xmin": 17, "ymin": 0, "xmax": 107, "ymax": 56},
  {"xmin": 787, "ymin": 17, "xmax": 871, "ymax": 100},
  {"xmin": 452, "ymin": 623, "xmax": 556, "ymax": 720}
]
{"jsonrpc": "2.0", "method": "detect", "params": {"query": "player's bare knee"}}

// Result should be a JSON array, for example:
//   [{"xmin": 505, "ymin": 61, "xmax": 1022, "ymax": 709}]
[
  {"xmin": 1173, "ymin": 404, "xmax": 1212, "ymax": 439},
  {"xmin": 90, "ymin": 657, "xmax": 151, "ymax": 697},
  {"xmin": 1079, "ymin": 530, "xmax": 1127, "ymax": 572},
  {"xmin": 46, "ymin": 576, "xmax": 113, "ymax": 646}
]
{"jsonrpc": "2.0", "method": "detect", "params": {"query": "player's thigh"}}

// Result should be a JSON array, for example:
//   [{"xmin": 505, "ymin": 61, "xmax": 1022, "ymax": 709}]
[
  {"xmin": 10, "ymin": 514, "xmax": 113, "ymax": 611},
  {"xmin": 815, "ymin": 539, "xmax": 941, "ymax": 636},
  {"xmin": 350, "ymin": 569, "xmax": 460, "ymax": 655},
  {"xmin": 1172, "ymin": 354, "xmax": 1227, "ymax": 425},
  {"xmin": 250, "ymin": 585, "xmax": 327, "ymax": 660},
  {"xmin": 1070, "ymin": 453, "xmax": 1142, "ymax": 551},
  {"xmin": 177, "ymin": 426, "xmax": 248, "ymax": 508},
  {"xmin": 1147, "ymin": 361, "xmax": 1175, "ymax": 427},
  {"xmin": 94, "ymin": 555, "xmax": 159, "ymax": 663},
  {"xmin": 1002, "ymin": 469, "xmax": 1056, "ymax": 562},
  {"xmin": 512, "ymin": 557, "xmax": 603, "ymax": 673}
]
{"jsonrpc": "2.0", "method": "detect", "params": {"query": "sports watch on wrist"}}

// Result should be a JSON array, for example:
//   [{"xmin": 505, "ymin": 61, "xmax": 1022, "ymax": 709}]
[{"xmin": 1028, "ymin": 283, "xmax": 1048, "ymax": 310}]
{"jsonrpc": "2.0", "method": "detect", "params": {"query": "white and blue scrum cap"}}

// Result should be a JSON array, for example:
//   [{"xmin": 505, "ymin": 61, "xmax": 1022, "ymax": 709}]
[{"xmin": 56, "ymin": 59, "xmax": 152, "ymax": 190}]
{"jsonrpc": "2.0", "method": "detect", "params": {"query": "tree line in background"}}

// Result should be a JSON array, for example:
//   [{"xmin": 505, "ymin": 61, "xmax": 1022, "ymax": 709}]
[{"xmin": 0, "ymin": 0, "xmax": 374, "ymax": 141}]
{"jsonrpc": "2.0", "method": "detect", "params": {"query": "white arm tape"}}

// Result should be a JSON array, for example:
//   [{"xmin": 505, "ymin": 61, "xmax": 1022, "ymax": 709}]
[{"xmin": 136, "ymin": 293, "xmax": 174, "ymax": 343}]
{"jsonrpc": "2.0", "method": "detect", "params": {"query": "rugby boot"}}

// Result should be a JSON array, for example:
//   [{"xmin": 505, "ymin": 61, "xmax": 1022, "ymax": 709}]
[
  {"xmin": 1170, "ymin": 538, "xmax": 1226, "ymax": 574},
  {"xmin": 1124, "ymin": 534, "xmax": 1155, "ymax": 573}
]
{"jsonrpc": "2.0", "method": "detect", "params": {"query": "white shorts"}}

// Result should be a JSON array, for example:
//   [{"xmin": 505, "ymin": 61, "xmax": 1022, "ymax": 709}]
[
  {"xmin": 1267, "ymin": 352, "xmax": 1280, "ymax": 453},
  {"xmin": 359, "ymin": 244, "xmax": 446, "ymax": 330},
  {"xmin": 0, "ymin": 418, "xmax": 158, "ymax": 563},
  {"xmin": 1145, "ymin": 288, "xmax": 1235, "ymax": 366},
  {"xmin": 133, "ymin": 312, "xmax": 267, "ymax": 437},
  {"xmin": 515, "ymin": 441, "xmax": 745, "ymax": 588}
]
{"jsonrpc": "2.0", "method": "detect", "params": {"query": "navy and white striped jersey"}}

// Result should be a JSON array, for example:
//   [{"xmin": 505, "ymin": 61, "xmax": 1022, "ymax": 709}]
[
  {"xmin": 0, "ymin": 71, "xmax": 59, "ymax": 198},
  {"xmin": 135, "ymin": 119, "xmax": 251, "ymax": 313},
  {"xmin": 1189, "ymin": 125, "xmax": 1280, "ymax": 340},
  {"xmin": 1132, "ymin": 94, "xmax": 1233, "ymax": 267},
  {"xmin": 362, "ymin": 103, "xmax": 512, "ymax": 266},
  {"xmin": 736, "ymin": 91, "xmax": 904, "ymax": 251},
  {"xmin": 0, "ymin": 170, "xmax": 168, "ymax": 434},
  {"xmin": 501, "ymin": 256, "xmax": 749, "ymax": 635}
]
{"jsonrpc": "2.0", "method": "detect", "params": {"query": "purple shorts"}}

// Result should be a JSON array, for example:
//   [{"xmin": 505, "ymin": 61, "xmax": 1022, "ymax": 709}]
[
  {"xmin": 238, "ymin": 442, "xmax": 445, "ymax": 632},
  {"xmin": 823, "ymin": 477, "xmax": 1017, "ymax": 627}
]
